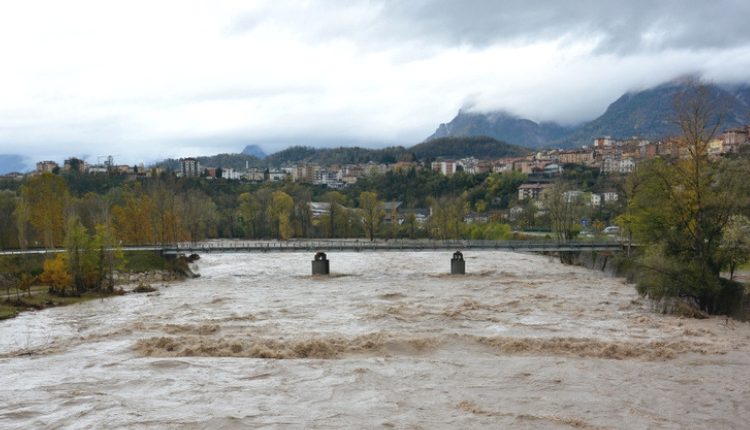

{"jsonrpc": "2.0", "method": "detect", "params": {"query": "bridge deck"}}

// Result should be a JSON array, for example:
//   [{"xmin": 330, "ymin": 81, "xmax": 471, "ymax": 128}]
[
  {"xmin": 0, "ymin": 240, "xmax": 627, "ymax": 256},
  {"xmin": 164, "ymin": 240, "xmax": 625, "ymax": 254}
]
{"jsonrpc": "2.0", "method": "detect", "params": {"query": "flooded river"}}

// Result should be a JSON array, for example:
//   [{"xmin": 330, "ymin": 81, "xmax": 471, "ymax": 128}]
[{"xmin": 1, "ymin": 252, "xmax": 749, "ymax": 429}]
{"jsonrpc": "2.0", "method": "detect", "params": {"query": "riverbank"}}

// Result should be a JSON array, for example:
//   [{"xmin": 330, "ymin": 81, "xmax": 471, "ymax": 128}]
[
  {"xmin": 0, "ymin": 251, "xmax": 197, "ymax": 320},
  {"xmin": 0, "ymin": 289, "xmax": 125, "ymax": 320},
  {"xmin": 564, "ymin": 249, "xmax": 750, "ymax": 320}
]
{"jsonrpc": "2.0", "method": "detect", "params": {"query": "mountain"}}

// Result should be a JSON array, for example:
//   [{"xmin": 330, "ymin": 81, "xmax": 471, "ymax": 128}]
[
  {"xmin": 0, "ymin": 155, "xmax": 27, "ymax": 175},
  {"xmin": 241, "ymin": 144, "xmax": 267, "ymax": 159},
  {"xmin": 560, "ymin": 81, "xmax": 750, "ymax": 146},
  {"xmin": 410, "ymin": 136, "xmax": 528, "ymax": 159},
  {"xmin": 427, "ymin": 110, "xmax": 571, "ymax": 149},
  {"xmin": 428, "ymin": 80, "xmax": 750, "ymax": 148}
]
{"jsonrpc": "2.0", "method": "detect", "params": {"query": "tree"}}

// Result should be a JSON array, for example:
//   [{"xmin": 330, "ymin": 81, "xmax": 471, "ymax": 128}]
[
  {"xmin": 403, "ymin": 211, "xmax": 418, "ymax": 239},
  {"xmin": 0, "ymin": 190, "xmax": 19, "ymax": 249},
  {"xmin": 626, "ymin": 81, "xmax": 750, "ymax": 313},
  {"xmin": 13, "ymin": 197, "xmax": 30, "ymax": 250},
  {"xmin": 322, "ymin": 191, "xmax": 346, "ymax": 238},
  {"xmin": 359, "ymin": 191, "xmax": 383, "ymax": 241},
  {"xmin": 615, "ymin": 165, "xmax": 648, "ymax": 256},
  {"xmin": 64, "ymin": 217, "xmax": 97, "ymax": 293},
  {"xmin": 291, "ymin": 187, "xmax": 313, "ymax": 238},
  {"xmin": 483, "ymin": 171, "xmax": 527, "ymax": 209},
  {"xmin": 112, "ymin": 185, "xmax": 156, "ymax": 245},
  {"xmin": 73, "ymin": 192, "xmax": 109, "ymax": 232},
  {"xmin": 545, "ymin": 181, "xmax": 585, "ymax": 242},
  {"xmin": 719, "ymin": 215, "xmax": 750, "ymax": 281},
  {"xmin": 513, "ymin": 200, "xmax": 540, "ymax": 231},
  {"xmin": 177, "ymin": 190, "xmax": 219, "ymax": 241},
  {"xmin": 93, "ymin": 223, "xmax": 123, "ymax": 291},
  {"xmin": 20, "ymin": 173, "xmax": 68, "ymax": 248},
  {"xmin": 17, "ymin": 273, "xmax": 35, "ymax": 298},
  {"xmin": 267, "ymin": 191, "xmax": 294, "ymax": 240},
  {"xmin": 389, "ymin": 202, "xmax": 400, "ymax": 239},
  {"xmin": 40, "ymin": 254, "xmax": 72, "ymax": 295},
  {"xmin": 148, "ymin": 180, "xmax": 181, "ymax": 245},
  {"xmin": 237, "ymin": 192, "xmax": 261, "ymax": 238},
  {"xmin": 428, "ymin": 195, "xmax": 465, "ymax": 240}
]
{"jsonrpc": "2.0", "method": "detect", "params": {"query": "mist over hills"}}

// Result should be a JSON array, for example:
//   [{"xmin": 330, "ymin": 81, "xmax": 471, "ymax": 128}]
[{"xmin": 427, "ymin": 81, "xmax": 750, "ymax": 148}]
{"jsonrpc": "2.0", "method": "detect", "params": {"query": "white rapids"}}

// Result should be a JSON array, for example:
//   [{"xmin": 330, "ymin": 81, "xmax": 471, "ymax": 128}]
[{"xmin": 1, "ymin": 251, "xmax": 749, "ymax": 429}]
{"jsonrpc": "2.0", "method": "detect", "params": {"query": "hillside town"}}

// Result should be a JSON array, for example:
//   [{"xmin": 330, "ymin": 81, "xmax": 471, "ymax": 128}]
[{"xmin": 9, "ymin": 124, "xmax": 748, "ymax": 184}]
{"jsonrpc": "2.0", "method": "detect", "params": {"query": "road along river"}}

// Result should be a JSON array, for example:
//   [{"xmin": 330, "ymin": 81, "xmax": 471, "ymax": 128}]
[{"xmin": 1, "ymin": 251, "xmax": 749, "ymax": 429}]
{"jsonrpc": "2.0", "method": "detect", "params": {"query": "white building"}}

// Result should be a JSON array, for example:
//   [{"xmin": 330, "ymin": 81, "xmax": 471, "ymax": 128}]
[
  {"xmin": 222, "ymin": 168, "xmax": 241, "ymax": 180},
  {"xmin": 269, "ymin": 169, "xmax": 288, "ymax": 181},
  {"xmin": 518, "ymin": 183, "xmax": 551, "ymax": 200},
  {"xmin": 179, "ymin": 158, "xmax": 201, "ymax": 177},
  {"xmin": 602, "ymin": 192, "xmax": 619, "ymax": 203},
  {"xmin": 619, "ymin": 157, "xmax": 635, "ymax": 173},
  {"xmin": 431, "ymin": 160, "xmax": 457, "ymax": 175}
]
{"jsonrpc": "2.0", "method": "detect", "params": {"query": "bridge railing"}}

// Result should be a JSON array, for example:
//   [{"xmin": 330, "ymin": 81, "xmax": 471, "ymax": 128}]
[
  {"xmin": 0, "ymin": 239, "xmax": 630, "ymax": 256},
  {"xmin": 165, "ymin": 238, "xmax": 624, "ymax": 253}
]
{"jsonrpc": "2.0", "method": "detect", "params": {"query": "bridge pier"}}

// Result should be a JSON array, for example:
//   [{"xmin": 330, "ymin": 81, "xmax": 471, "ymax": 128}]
[
  {"xmin": 451, "ymin": 251, "xmax": 465, "ymax": 275},
  {"xmin": 312, "ymin": 252, "xmax": 330, "ymax": 275}
]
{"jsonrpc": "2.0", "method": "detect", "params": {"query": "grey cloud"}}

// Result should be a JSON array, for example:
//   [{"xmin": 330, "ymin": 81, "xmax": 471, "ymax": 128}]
[
  {"xmin": 383, "ymin": 0, "xmax": 750, "ymax": 53},
  {"xmin": 390, "ymin": 0, "xmax": 750, "ymax": 52},
  {"xmin": 231, "ymin": 0, "xmax": 750, "ymax": 54}
]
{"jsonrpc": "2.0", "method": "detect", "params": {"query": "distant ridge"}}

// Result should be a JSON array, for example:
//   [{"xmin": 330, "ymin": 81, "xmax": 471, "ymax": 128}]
[
  {"xmin": 559, "ymin": 80, "xmax": 750, "ymax": 146},
  {"xmin": 410, "ymin": 136, "xmax": 528, "ymax": 160},
  {"xmin": 155, "ymin": 136, "xmax": 531, "ymax": 171},
  {"xmin": 264, "ymin": 136, "xmax": 528, "ymax": 166},
  {"xmin": 242, "ymin": 144, "xmax": 267, "ymax": 159},
  {"xmin": 428, "ymin": 80, "xmax": 750, "ymax": 148},
  {"xmin": 265, "ymin": 146, "xmax": 409, "ymax": 166},
  {"xmin": 427, "ymin": 110, "xmax": 571, "ymax": 149}
]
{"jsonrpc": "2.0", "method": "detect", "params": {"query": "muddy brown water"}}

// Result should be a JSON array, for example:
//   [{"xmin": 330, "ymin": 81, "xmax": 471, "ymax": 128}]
[{"xmin": 1, "ymin": 252, "xmax": 749, "ymax": 429}]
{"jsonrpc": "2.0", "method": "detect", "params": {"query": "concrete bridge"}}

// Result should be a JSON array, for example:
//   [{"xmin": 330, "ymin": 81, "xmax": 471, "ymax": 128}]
[
  {"xmin": 162, "ymin": 239, "xmax": 627, "ymax": 254},
  {"xmin": 0, "ymin": 239, "xmax": 629, "ymax": 257}
]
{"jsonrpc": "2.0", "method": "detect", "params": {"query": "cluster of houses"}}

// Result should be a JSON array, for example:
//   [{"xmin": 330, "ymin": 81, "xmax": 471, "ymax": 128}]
[
  {"xmin": 433, "ymin": 127, "xmax": 750, "ymax": 178},
  {"xmin": 177, "ymin": 157, "xmax": 406, "ymax": 189},
  {"xmin": 30, "ymin": 157, "xmax": 166, "ymax": 178},
  {"xmin": 175, "ymin": 129, "xmax": 750, "ymax": 188}
]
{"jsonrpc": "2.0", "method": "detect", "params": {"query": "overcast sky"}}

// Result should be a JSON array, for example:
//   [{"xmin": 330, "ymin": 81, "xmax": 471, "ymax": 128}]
[{"xmin": 2, "ymin": 0, "xmax": 750, "ymax": 166}]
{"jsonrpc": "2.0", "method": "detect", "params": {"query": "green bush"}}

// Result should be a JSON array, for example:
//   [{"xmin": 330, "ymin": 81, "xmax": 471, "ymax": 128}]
[{"xmin": 463, "ymin": 222, "xmax": 513, "ymax": 240}]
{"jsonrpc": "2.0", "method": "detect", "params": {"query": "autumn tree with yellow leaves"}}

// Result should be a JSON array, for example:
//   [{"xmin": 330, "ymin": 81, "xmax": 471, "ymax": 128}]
[{"xmin": 19, "ymin": 173, "xmax": 68, "ymax": 248}]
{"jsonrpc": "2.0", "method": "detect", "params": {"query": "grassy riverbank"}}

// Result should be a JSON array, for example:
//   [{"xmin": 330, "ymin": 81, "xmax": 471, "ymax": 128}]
[
  {"xmin": 1, "ymin": 289, "xmax": 124, "ymax": 320},
  {"xmin": 1, "ymin": 250, "xmax": 194, "ymax": 320}
]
